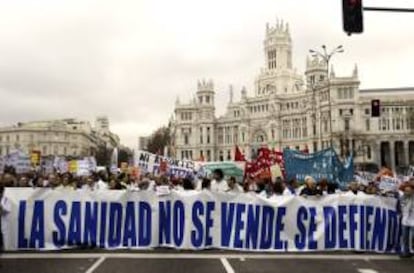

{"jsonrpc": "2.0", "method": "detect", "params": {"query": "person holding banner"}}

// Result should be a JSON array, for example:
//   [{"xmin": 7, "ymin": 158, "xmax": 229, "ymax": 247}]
[
  {"xmin": 299, "ymin": 176, "xmax": 321, "ymax": 196},
  {"xmin": 94, "ymin": 171, "xmax": 108, "ymax": 191},
  {"xmin": 226, "ymin": 176, "xmax": 243, "ymax": 193},
  {"xmin": 283, "ymin": 178, "xmax": 299, "ymax": 196},
  {"xmin": 210, "ymin": 169, "xmax": 229, "ymax": 192},
  {"xmin": 0, "ymin": 183, "xmax": 11, "ymax": 250},
  {"xmin": 399, "ymin": 181, "xmax": 414, "ymax": 258}
]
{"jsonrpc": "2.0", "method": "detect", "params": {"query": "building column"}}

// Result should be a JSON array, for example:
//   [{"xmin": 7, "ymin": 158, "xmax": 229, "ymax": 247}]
[
  {"xmin": 373, "ymin": 141, "xmax": 381, "ymax": 167},
  {"xmin": 390, "ymin": 141, "xmax": 396, "ymax": 171},
  {"xmin": 404, "ymin": 140, "xmax": 409, "ymax": 166}
]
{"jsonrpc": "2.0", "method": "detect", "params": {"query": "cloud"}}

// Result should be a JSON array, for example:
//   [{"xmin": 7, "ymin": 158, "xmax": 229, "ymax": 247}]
[{"xmin": 0, "ymin": 0, "xmax": 413, "ymax": 147}]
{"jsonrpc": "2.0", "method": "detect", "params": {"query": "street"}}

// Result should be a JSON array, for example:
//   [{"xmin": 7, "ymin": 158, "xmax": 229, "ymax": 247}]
[{"xmin": 0, "ymin": 251, "xmax": 412, "ymax": 273}]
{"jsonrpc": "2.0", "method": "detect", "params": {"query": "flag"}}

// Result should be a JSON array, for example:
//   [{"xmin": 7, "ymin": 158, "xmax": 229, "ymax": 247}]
[
  {"xmin": 110, "ymin": 147, "xmax": 118, "ymax": 173},
  {"xmin": 234, "ymin": 145, "xmax": 246, "ymax": 161}
]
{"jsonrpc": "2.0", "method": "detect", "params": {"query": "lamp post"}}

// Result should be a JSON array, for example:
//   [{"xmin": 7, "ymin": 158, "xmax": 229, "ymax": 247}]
[{"xmin": 309, "ymin": 45, "xmax": 344, "ymax": 182}]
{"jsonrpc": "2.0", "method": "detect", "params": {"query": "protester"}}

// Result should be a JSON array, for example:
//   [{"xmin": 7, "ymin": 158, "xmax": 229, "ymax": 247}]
[
  {"xmin": 210, "ymin": 169, "xmax": 229, "ymax": 192},
  {"xmin": 299, "ymin": 176, "xmax": 321, "ymax": 196},
  {"xmin": 272, "ymin": 179, "xmax": 285, "ymax": 196},
  {"xmin": 348, "ymin": 181, "xmax": 360, "ymax": 195},
  {"xmin": 94, "ymin": 171, "xmax": 108, "ymax": 190},
  {"xmin": 109, "ymin": 178, "xmax": 124, "ymax": 190},
  {"xmin": 326, "ymin": 182, "xmax": 338, "ymax": 194},
  {"xmin": 243, "ymin": 176, "xmax": 258, "ymax": 193},
  {"xmin": 17, "ymin": 176, "xmax": 29, "ymax": 187},
  {"xmin": 182, "ymin": 178, "xmax": 195, "ymax": 191},
  {"xmin": 399, "ymin": 181, "xmax": 414, "ymax": 258},
  {"xmin": 201, "ymin": 178, "xmax": 211, "ymax": 190},
  {"xmin": 81, "ymin": 177, "xmax": 95, "ymax": 191},
  {"xmin": 0, "ymin": 176, "xmax": 11, "ymax": 251},
  {"xmin": 47, "ymin": 174, "xmax": 60, "ymax": 189},
  {"xmin": 283, "ymin": 178, "xmax": 298, "ymax": 196},
  {"xmin": 227, "ymin": 176, "xmax": 243, "ymax": 193}
]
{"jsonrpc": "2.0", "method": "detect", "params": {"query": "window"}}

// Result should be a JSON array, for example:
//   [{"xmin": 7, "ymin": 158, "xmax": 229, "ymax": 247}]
[
  {"xmin": 302, "ymin": 117, "xmax": 307, "ymax": 137},
  {"xmin": 313, "ymin": 142, "xmax": 318, "ymax": 152},
  {"xmin": 242, "ymin": 132, "xmax": 245, "ymax": 142},
  {"xmin": 206, "ymin": 150, "xmax": 211, "ymax": 161},
  {"xmin": 206, "ymin": 96, "xmax": 210, "ymax": 103},
  {"xmin": 310, "ymin": 75, "xmax": 315, "ymax": 84},
  {"xmin": 365, "ymin": 119, "xmax": 370, "ymax": 131},
  {"xmin": 349, "ymin": 109, "xmax": 353, "ymax": 115},
  {"xmin": 227, "ymin": 150, "xmax": 231, "ymax": 160},
  {"xmin": 184, "ymin": 135, "xmax": 189, "ymax": 145},
  {"xmin": 319, "ymin": 75, "xmax": 325, "ymax": 82},
  {"xmin": 339, "ymin": 109, "xmax": 343, "ymax": 116},
  {"xmin": 233, "ymin": 126, "xmax": 238, "ymax": 144},
  {"xmin": 199, "ymin": 127, "xmax": 203, "ymax": 144},
  {"xmin": 199, "ymin": 97, "xmax": 202, "ymax": 104},
  {"xmin": 365, "ymin": 108, "xmax": 370, "ymax": 115},
  {"xmin": 16, "ymin": 135, "xmax": 20, "ymax": 142},
  {"xmin": 207, "ymin": 127, "xmax": 210, "ymax": 144},
  {"xmin": 267, "ymin": 49, "xmax": 277, "ymax": 69},
  {"xmin": 367, "ymin": 146, "xmax": 371, "ymax": 159},
  {"xmin": 271, "ymin": 129, "xmax": 275, "ymax": 140},
  {"xmin": 63, "ymin": 147, "xmax": 67, "ymax": 155},
  {"xmin": 344, "ymin": 119, "xmax": 350, "ymax": 131},
  {"xmin": 323, "ymin": 120, "xmax": 328, "ymax": 132},
  {"xmin": 349, "ymin": 88, "xmax": 354, "ymax": 98},
  {"xmin": 218, "ymin": 127, "xmax": 224, "ymax": 144},
  {"xmin": 338, "ymin": 88, "xmax": 343, "ymax": 99}
]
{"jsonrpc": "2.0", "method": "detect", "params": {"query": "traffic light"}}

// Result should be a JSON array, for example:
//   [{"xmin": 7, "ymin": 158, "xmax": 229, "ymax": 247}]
[
  {"xmin": 342, "ymin": 0, "xmax": 363, "ymax": 34},
  {"xmin": 371, "ymin": 99, "xmax": 380, "ymax": 117}
]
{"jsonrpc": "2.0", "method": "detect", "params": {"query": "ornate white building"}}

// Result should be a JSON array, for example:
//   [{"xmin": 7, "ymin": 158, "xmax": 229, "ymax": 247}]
[{"xmin": 171, "ymin": 21, "xmax": 414, "ymax": 171}]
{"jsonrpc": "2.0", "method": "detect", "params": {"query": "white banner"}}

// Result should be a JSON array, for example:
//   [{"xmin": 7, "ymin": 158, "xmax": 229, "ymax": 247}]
[
  {"xmin": 134, "ymin": 150, "xmax": 195, "ymax": 178},
  {"xmin": 1, "ymin": 189, "xmax": 400, "ymax": 252}
]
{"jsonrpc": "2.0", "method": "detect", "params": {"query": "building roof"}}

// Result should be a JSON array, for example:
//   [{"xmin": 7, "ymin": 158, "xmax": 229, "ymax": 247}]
[{"xmin": 360, "ymin": 87, "xmax": 414, "ymax": 93}]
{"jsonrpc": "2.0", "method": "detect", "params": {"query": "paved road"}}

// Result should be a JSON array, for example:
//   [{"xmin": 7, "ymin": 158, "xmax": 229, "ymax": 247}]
[{"xmin": 0, "ymin": 252, "xmax": 413, "ymax": 273}]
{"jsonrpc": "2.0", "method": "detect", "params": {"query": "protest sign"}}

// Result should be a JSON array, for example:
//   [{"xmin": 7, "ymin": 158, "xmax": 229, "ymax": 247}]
[
  {"xmin": 2, "ymin": 189, "xmax": 399, "ymax": 253},
  {"xmin": 134, "ymin": 150, "xmax": 195, "ymax": 178},
  {"xmin": 284, "ymin": 148, "xmax": 354, "ymax": 187}
]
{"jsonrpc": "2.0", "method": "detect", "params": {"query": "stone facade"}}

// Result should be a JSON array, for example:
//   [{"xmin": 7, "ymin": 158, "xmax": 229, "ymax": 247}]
[
  {"xmin": 0, "ymin": 117, "xmax": 120, "ymax": 157},
  {"xmin": 170, "ymin": 21, "xmax": 414, "ymax": 171}
]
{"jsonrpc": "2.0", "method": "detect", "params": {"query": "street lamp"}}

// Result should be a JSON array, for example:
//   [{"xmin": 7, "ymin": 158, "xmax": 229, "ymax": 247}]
[
  {"xmin": 309, "ymin": 45, "xmax": 344, "ymax": 182},
  {"xmin": 308, "ymin": 45, "xmax": 344, "ymax": 149}
]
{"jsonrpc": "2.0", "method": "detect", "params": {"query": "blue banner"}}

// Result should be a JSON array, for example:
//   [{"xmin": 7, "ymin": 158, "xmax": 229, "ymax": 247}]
[{"xmin": 284, "ymin": 148, "xmax": 354, "ymax": 187}]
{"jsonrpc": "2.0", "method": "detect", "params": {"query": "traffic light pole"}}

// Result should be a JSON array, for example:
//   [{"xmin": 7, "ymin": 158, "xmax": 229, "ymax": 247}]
[{"xmin": 364, "ymin": 7, "xmax": 414, "ymax": 13}]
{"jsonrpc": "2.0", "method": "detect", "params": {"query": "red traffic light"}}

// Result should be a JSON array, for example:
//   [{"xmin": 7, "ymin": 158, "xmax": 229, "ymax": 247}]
[{"xmin": 342, "ymin": 0, "xmax": 364, "ymax": 34}]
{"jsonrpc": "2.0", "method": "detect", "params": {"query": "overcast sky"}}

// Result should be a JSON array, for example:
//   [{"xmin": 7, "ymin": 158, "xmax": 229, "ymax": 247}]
[{"xmin": 0, "ymin": 0, "xmax": 413, "ymax": 148}]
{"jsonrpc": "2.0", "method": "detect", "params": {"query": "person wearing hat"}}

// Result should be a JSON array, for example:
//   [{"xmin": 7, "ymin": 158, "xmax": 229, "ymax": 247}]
[{"xmin": 399, "ymin": 181, "xmax": 414, "ymax": 258}]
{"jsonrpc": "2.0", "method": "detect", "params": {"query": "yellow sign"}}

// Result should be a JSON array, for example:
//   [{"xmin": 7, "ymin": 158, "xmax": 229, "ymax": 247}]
[
  {"xmin": 69, "ymin": 160, "xmax": 78, "ymax": 173},
  {"xmin": 30, "ymin": 151, "xmax": 41, "ymax": 166}
]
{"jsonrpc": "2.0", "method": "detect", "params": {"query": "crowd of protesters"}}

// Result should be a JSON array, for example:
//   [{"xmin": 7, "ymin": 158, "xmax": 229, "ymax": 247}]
[{"xmin": 0, "ymin": 166, "xmax": 413, "ymax": 257}]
